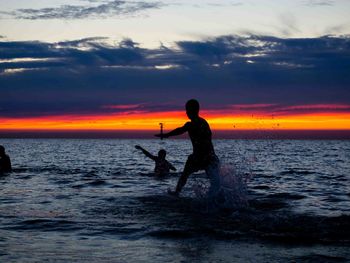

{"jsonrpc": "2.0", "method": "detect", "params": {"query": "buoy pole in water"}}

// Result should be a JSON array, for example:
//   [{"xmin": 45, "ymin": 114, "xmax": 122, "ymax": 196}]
[{"xmin": 159, "ymin": 123, "xmax": 164, "ymax": 140}]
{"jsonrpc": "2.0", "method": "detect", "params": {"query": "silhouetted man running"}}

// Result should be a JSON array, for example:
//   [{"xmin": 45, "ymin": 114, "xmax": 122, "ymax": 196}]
[{"xmin": 156, "ymin": 99, "xmax": 220, "ymax": 197}]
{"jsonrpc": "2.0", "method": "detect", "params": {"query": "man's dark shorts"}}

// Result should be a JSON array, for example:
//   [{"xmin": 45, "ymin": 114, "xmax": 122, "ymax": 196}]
[{"xmin": 184, "ymin": 153, "xmax": 219, "ymax": 174}]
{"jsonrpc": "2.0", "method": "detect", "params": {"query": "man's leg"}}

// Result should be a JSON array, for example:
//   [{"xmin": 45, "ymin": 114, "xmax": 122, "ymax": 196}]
[
  {"xmin": 174, "ymin": 170, "xmax": 191, "ymax": 195},
  {"xmin": 171, "ymin": 155, "xmax": 198, "ymax": 196}
]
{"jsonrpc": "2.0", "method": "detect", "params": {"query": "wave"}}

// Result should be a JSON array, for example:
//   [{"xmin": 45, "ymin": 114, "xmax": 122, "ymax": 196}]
[
  {"xmin": 136, "ymin": 194, "xmax": 350, "ymax": 244},
  {"xmin": 280, "ymin": 169, "xmax": 314, "ymax": 175},
  {"xmin": 4, "ymin": 219, "xmax": 82, "ymax": 232}
]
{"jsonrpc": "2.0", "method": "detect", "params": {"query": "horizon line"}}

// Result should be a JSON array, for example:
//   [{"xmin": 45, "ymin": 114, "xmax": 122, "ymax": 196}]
[{"xmin": 0, "ymin": 129, "xmax": 349, "ymax": 140}]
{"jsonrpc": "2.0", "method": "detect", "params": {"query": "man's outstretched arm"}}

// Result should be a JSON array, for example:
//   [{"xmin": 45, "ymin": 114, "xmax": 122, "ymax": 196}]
[
  {"xmin": 135, "ymin": 145, "xmax": 156, "ymax": 161},
  {"xmin": 155, "ymin": 124, "xmax": 188, "ymax": 139}
]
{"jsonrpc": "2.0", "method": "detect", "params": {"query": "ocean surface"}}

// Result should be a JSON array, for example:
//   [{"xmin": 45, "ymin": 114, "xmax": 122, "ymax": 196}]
[{"xmin": 0, "ymin": 139, "xmax": 349, "ymax": 262}]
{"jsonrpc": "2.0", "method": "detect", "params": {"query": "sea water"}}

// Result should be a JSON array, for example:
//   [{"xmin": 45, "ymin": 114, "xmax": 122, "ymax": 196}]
[{"xmin": 0, "ymin": 139, "xmax": 349, "ymax": 262}]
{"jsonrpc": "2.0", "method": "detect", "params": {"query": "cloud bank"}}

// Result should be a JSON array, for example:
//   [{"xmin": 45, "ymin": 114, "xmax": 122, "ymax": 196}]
[{"xmin": 0, "ymin": 34, "xmax": 349, "ymax": 117}]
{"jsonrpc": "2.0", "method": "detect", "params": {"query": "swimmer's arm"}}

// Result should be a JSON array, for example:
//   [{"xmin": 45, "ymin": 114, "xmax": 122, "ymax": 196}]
[
  {"xmin": 135, "ymin": 145, "xmax": 156, "ymax": 161},
  {"xmin": 155, "ymin": 123, "xmax": 188, "ymax": 139}
]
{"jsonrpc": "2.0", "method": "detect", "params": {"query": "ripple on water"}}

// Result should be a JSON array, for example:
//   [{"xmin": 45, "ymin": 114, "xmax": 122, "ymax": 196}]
[
  {"xmin": 6, "ymin": 219, "xmax": 82, "ymax": 232},
  {"xmin": 280, "ymin": 169, "xmax": 314, "ymax": 176},
  {"xmin": 266, "ymin": 192, "xmax": 306, "ymax": 200}
]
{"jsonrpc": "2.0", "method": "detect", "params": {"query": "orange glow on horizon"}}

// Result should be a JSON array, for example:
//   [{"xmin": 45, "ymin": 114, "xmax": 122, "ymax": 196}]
[{"xmin": 1, "ymin": 110, "xmax": 350, "ymax": 131}]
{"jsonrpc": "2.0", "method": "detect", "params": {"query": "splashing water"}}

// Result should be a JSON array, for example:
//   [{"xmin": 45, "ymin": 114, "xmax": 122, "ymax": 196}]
[{"xmin": 191, "ymin": 161, "xmax": 254, "ymax": 211}]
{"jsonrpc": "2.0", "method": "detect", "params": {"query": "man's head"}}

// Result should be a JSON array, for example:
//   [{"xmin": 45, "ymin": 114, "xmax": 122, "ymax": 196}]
[
  {"xmin": 0, "ymin": 145, "xmax": 5, "ymax": 156},
  {"xmin": 158, "ymin": 149, "xmax": 166, "ymax": 159},
  {"xmin": 186, "ymin": 99, "xmax": 200, "ymax": 120}
]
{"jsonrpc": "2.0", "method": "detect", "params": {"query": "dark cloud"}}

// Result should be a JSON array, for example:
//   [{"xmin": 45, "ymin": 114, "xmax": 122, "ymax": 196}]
[
  {"xmin": 0, "ymin": 34, "xmax": 349, "ymax": 117},
  {"xmin": 2, "ymin": 0, "xmax": 163, "ymax": 20}
]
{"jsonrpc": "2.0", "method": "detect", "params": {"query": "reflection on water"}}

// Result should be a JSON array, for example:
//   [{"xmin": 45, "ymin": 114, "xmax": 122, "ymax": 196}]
[{"xmin": 0, "ymin": 139, "xmax": 349, "ymax": 262}]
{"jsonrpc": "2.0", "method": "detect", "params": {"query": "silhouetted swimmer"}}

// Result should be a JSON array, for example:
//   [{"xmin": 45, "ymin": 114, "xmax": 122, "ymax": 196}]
[
  {"xmin": 135, "ymin": 145, "xmax": 176, "ymax": 176},
  {"xmin": 155, "ymin": 99, "xmax": 220, "ymax": 197},
  {"xmin": 0, "ymin": 145, "xmax": 12, "ymax": 173}
]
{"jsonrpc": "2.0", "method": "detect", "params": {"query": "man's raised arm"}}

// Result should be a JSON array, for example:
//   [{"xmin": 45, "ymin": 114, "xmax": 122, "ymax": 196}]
[{"xmin": 155, "ymin": 124, "xmax": 188, "ymax": 139}]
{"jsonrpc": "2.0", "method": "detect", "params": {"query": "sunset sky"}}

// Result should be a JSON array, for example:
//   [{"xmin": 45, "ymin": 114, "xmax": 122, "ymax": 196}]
[{"xmin": 0, "ymin": 0, "xmax": 350, "ymax": 135}]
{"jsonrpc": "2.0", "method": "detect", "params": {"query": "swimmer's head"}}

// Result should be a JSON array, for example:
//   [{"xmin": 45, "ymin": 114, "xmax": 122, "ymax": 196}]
[
  {"xmin": 158, "ymin": 149, "xmax": 166, "ymax": 159},
  {"xmin": 186, "ymin": 99, "xmax": 200, "ymax": 120},
  {"xmin": 0, "ymin": 145, "xmax": 5, "ymax": 155}
]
